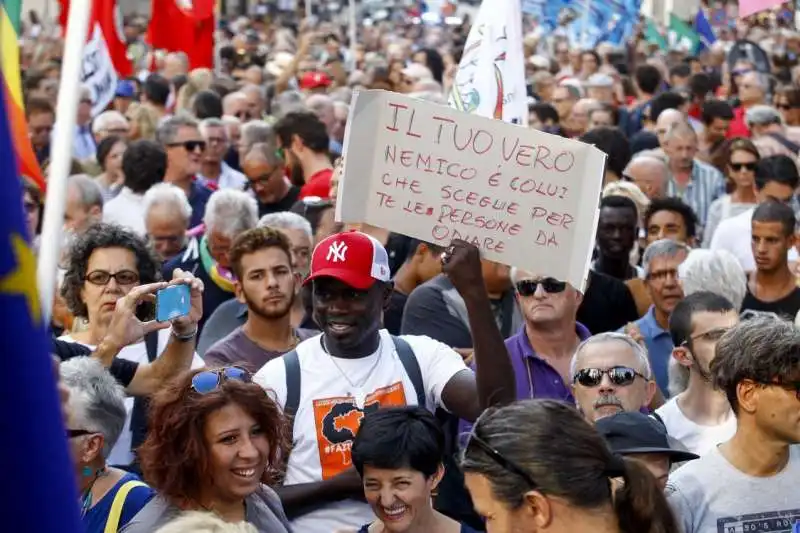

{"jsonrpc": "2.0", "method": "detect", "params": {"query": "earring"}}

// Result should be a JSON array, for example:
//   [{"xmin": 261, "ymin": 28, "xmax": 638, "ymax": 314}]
[{"xmin": 81, "ymin": 466, "xmax": 92, "ymax": 478}]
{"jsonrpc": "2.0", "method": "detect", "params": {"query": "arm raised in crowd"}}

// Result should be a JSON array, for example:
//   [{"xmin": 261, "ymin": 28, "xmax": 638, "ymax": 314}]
[
  {"xmin": 438, "ymin": 240, "xmax": 516, "ymax": 422},
  {"xmin": 93, "ymin": 268, "xmax": 204, "ymax": 396}
]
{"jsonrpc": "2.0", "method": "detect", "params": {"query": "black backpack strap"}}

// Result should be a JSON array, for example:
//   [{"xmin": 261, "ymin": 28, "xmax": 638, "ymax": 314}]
[
  {"xmin": 144, "ymin": 330, "xmax": 159, "ymax": 362},
  {"xmin": 391, "ymin": 335, "xmax": 425, "ymax": 407},
  {"xmin": 283, "ymin": 349, "xmax": 301, "ymax": 439},
  {"xmin": 766, "ymin": 132, "xmax": 800, "ymax": 155}
]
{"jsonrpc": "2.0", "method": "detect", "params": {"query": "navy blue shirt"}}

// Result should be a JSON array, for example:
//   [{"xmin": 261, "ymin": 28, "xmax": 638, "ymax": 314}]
[
  {"xmin": 83, "ymin": 473, "xmax": 153, "ymax": 533},
  {"xmin": 188, "ymin": 179, "xmax": 214, "ymax": 228},
  {"xmin": 359, "ymin": 523, "xmax": 480, "ymax": 533}
]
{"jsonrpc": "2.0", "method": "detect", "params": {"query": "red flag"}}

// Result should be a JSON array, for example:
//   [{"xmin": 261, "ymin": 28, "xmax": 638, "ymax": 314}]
[
  {"xmin": 147, "ymin": 0, "xmax": 215, "ymax": 70},
  {"xmin": 58, "ymin": 0, "xmax": 133, "ymax": 78}
]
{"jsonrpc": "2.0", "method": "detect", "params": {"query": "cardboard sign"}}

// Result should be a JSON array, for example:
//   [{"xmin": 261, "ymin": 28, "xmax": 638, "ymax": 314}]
[{"xmin": 336, "ymin": 91, "xmax": 607, "ymax": 291}]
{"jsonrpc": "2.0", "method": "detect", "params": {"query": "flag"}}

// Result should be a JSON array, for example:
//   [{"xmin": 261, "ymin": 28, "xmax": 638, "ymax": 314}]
[
  {"xmin": 668, "ymin": 14, "xmax": 700, "ymax": 55},
  {"xmin": 739, "ymin": 0, "xmax": 787, "ymax": 19},
  {"xmin": 448, "ymin": 0, "xmax": 527, "ymax": 126},
  {"xmin": 694, "ymin": 9, "xmax": 716, "ymax": 53},
  {"xmin": 0, "ymin": 0, "xmax": 46, "ymax": 190},
  {"xmin": 644, "ymin": 17, "xmax": 668, "ymax": 50},
  {"xmin": 59, "ymin": 0, "xmax": 132, "ymax": 77},
  {"xmin": 147, "ymin": 0, "xmax": 215, "ymax": 70},
  {"xmin": 0, "ymin": 75, "xmax": 83, "ymax": 532}
]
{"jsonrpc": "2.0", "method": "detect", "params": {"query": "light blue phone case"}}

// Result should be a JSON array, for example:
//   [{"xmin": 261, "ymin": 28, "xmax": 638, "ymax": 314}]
[{"xmin": 156, "ymin": 285, "xmax": 191, "ymax": 323}]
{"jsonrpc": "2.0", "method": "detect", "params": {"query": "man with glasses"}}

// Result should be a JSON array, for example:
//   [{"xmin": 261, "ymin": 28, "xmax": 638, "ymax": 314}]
[
  {"xmin": 656, "ymin": 292, "xmax": 738, "ymax": 455},
  {"xmin": 666, "ymin": 315, "xmax": 800, "ymax": 533},
  {"xmin": 197, "ymin": 118, "xmax": 247, "ymax": 190},
  {"xmin": 621, "ymin": 239, "xmax": 689, "ymax": 398},
  {"xmin": 242, "ymin": 142, "xmax": 300, "ymax": 217},
  {"xmin": 570, "ymin": 332, "xmax": 658, "ymax": 423},
  {"xmin": 143, "ymin": 183, "xmax": 191, "ymax": 262},
  {"xmin": 711, "ymin": 155, "xmax": 800, "ymax": 273},
  {"xmin": 156, "ymin": 115, "xmax": 214, "ymax": 228}
]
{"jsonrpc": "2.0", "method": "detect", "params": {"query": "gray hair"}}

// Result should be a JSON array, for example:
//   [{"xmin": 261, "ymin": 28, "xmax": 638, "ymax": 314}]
[
  {"xmin": 258, "ymin": 211, "xmax": 313, "ymax": 240},
  {"xmin": 92, "ymin": 110, "xmax": 128, "ymax": 136},
  {"xmin": 60, "ymin": 357, "xmax": 127, "ymax": 458},
  {"xmin": 663, "ymin": 121, "xmax": 697, "ymax": 142},
  {"xmin": 244, "ymin": 141, "xmax": 283, "ymax": 167},
  {"xmin": 713, "ymin": 314, "xmax": 800, "ymax": 414},
  {"xmin": 199, "ymin": 117, "xmax": 226, "ymax": 133},
  {"xmin": 68, "ymin": 174, "xmax": 104, "ymax": 210},
  {"xmin": 156, "ymin": 114, "xmax": 199, "ymax": 146},
  {"xmin": 745, "ymin": 105, "xmax": 783, "ymax": 128},
  {"xmin": 203, "ymin": 189, "xmax": 258, "ymax": 237},
  {"xmin": 240, "ymin": 121, "xmax": 274, "ymax": 153},
  {"xmin": 143, "ymin": 183, "xmax": 193, "ymax": 224},
  {"xmin": 271, "ymin": 90, "xmax": 306, "ymax": 120},
  {"xmin": 570, "ymin": 332, "xmax": 653, "ymax": 381},
  {"xmin": 642, "ymin": 239, "xmax": 691, "ymax": 278},
  {"xmin": 240, "ymin": 83, "xmax": 266, "ymax": 102}
]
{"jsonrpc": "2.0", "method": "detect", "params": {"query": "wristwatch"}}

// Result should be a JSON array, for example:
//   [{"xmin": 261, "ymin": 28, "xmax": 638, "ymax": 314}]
[{"xmin": 172, "ymin": 325, "xmax": 198, "ymax": 343}]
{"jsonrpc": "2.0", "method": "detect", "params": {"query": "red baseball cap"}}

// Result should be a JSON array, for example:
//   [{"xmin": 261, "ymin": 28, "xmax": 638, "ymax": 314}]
[
  {"xmin": 304, "ymin": 231, "xmax": 391, "ymax": 290},
  {"xmin": 299, "ymin": 71, "xmax": 333, "ymax": 90}
]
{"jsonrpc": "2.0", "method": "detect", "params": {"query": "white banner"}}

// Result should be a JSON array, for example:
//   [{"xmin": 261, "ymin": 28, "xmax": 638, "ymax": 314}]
[
  {"xmin": 338, "ymin": 91, "xmax": 606, "ymax": 291},
  {"xmin": 81, "ymin": 24, "xmax": 118, "ymax": 117},
  {"xmin": 448, "ymin": 0, "xmax": 528, "ymax": 126}
]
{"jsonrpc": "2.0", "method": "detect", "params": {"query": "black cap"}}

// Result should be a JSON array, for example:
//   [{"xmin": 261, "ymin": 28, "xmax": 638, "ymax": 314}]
[{"xmin": 595, "ymin": 412, "xmax": 699, "ymax": 464}]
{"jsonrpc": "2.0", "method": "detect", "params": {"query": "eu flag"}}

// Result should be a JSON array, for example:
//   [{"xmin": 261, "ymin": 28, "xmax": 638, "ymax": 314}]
[{"xmin": 0, "ymin": 72, "xmax": 83, "ymax": 530}]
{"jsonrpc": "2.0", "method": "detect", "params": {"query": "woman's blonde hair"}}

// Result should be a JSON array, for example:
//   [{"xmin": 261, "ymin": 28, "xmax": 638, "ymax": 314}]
[
  {"xmin": 175, "ymin": 68, "xmax": 214, "ymax": 113},
  {"xmin": 154, "ymin": 511, "xmax": 258, "ymax": 533},
  {"xmin": 602, "ymin": 180, "xmax": 650, "ymax": 222},
  {"xmin": 126, "ymin": 103, "xmax": 159, "ymax": 142}
]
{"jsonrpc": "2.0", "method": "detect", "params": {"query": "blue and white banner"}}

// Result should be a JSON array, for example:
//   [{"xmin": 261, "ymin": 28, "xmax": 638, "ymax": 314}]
[{"xmin": 523, "ymin": 0, "xmax": 642, "ymax": 48}]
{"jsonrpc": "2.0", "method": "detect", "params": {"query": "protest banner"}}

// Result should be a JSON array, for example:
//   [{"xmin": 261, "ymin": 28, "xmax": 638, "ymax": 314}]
[
  {"xmin": 81, "ymin": 24, "xmax": 118, "ymax": 117},
  {"xmin": 337, "ymin": 91, "xmax": 607, "ymax": 291}
]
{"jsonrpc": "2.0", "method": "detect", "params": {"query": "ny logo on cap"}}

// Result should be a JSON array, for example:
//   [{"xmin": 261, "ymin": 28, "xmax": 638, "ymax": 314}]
[{"xmin": 326, "ymin": 241, "xmax": 348, "ymax": 263}]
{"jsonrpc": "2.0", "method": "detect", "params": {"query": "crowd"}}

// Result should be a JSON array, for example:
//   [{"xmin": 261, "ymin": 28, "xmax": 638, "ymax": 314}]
[{"xmin": 16, "ymin": 2, "xmax": 800, "ymax": 533}]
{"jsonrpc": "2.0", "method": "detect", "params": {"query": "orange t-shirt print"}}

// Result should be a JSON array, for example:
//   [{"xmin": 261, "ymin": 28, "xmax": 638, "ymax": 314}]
[{"xmin": 312, "ymin": 382, "xmax": 408, "ymax": 480}]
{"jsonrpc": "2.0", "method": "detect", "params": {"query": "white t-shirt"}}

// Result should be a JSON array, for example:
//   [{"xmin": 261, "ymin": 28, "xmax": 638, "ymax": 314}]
[
  {"xmin": 59, "ymin": 329, "xmax": 204, "ymax": 465},
  {"xmin": 709, "ymin": 207, "xmax": 799, "ymax": 272},
  {"xmin": 253, "ymin": 329, "xmax": 468, "ymax": 533},
  {"xmin": 656, "ymin": 397, "xmax": 737, "ymax": 456}
]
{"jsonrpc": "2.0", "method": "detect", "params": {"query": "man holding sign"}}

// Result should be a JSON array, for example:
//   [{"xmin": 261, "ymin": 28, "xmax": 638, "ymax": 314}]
[{"xmin": 253, "ymin": 232, "xmax": 515, "ymax": 532}]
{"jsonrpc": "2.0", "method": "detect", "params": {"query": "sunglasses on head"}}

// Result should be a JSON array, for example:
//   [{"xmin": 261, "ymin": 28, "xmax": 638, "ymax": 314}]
[
  {"xmin": 730, "ymin": 162, "xmax": 757, "ymax": 172},
  {"xmin": 167, "ymin": 140, "xmax": 206, "ymax": 152},
  {"xmin": 515, "ymin": 278, "xmax": 567, "ymax": 296},
  {"xmin": 467, "ymin": 433, "xmax": 537, "ymax": 488},
  {"xmin": 191, "ymin": 366, "xmax": 251, "ymax": 394},
  {"xmin": 573, "ymin": 366, "xmax": 646, "ymax": 387}
]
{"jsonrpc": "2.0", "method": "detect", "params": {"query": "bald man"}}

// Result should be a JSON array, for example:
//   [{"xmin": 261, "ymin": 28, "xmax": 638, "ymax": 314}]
[
  {"xmin": 223, "ymin": 92, "xmax": 251, "ymax": 122},
  {"xmin": 163, "ymin": 52, "xmax": 189, "ymax": 79},
  {"xmin": 662, "ymin": 122, "xmax": 726, "ymax": 229},
  {"xmin": 655, "ymin": 108, "xmax": 685, "ymax": 148},
  {"xmin": 624, "ymin": 155, "xmax": 669, "ymax": 200},
  {"xmin": 240, "ymin": 84, "xmax": 265, "ymax": 120},
  {"xmin": 306, "ymin": 94, "xmax": 343, "ymax": 156},
  {"xmin": 566, "ymin": 98, "xmax": 601, "ymax": 138}
]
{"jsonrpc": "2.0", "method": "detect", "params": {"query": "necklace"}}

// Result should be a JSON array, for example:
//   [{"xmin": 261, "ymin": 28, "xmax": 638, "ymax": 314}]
[
  {"xmin": 321, "ymin": 335, "xmax": 383, "ymax": 407},
  {"xmin": 79, "ymin": 466, "xmax": 108, "ymax": 517}
]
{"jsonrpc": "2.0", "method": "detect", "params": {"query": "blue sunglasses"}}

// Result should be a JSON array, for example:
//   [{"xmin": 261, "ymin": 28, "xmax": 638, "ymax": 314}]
[{"xmin": 191, "ymin": 367, "xmax": 251, "ymax": 394}]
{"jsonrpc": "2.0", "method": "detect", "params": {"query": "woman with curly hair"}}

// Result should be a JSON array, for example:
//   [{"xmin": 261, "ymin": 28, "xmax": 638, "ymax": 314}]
[
  {"xmin": 59, "ymin": 223, "xmax": 204, "ymax": 466},
  {"xmin": 123, "ymin": 367, "xmax": 292, "ymax": 532}
]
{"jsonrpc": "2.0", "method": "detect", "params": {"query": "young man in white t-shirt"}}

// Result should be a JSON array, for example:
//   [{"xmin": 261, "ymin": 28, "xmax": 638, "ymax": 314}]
[
  {"xmin": 253, "ymin": 231, "xmax": 515, "ymax": 533},
  {"xmin": 656, "ymin": 291, "xmax": 738, "ymax": 455},
  {"xmin": 666, "ymin": 315, "xmax": 800, "ymax": 533}
]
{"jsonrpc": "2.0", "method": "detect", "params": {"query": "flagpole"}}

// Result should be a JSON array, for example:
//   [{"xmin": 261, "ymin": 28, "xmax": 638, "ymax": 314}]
[
  {"xmin": 348, "ymin": 0, "xmax": 357, "ymax": 58},
  {"xmin": 36, "ymin": 0, "xmax": 93, "ymax": 324},
  {"xmin": 580, "ymin": 0, "xmax": 592, "ymax": 49},
  {"xmin": 306, "ymin": 0, "xmax": 312, "ymax": 19}
]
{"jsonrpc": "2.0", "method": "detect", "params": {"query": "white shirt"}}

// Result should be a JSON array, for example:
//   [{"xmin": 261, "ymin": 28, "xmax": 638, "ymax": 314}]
[
  {"xmin": 656, "ymin": 396, "xmax": 737, "ymax": 456},
  {"xmin": 59, "ymin": 329, "xmax": 204, "ymax": 465},
  {"xmin": 709, "ymin": 207, "xmax": 799, "ymax": 272},
  {"xmin": 198, "ymin": 162, "xmax": 248, "ymax": 190},
  {"xmin": 102, "ymin": 187, "xmax": 147, "ymax": 237},
  {"xmin": 253, "ymin": 329, "xmax": 467, "ymax": 533}
]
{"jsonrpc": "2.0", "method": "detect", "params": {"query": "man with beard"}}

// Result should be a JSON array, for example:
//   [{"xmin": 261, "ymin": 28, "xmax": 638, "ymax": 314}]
[
  {"xmin": 204, "ymin": 227, "xmax": 317, "ymax": 372},
  {"xmin": 570, "ymin": 332, "xmax": 658, "ymax": 423},
  {"xmin": 656, "ymin": 292, "xmax": 738, "ymax": 456},
  {"xmin": 274, "ymin": 111, "xmax": 334, "ymax": 200}
]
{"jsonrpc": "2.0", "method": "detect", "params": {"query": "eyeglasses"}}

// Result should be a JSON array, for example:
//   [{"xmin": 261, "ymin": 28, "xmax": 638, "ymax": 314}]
[
  {"xmin": 246, "ymin": 167, "xmax": 283, "ymax": 188},
  {"xmin": 730, "ymin": 162, "xmax": 757, "ymax": 172},
  {"xmin": 688, "ymin": 327, "xmax": 730, "ymax": 343},
  {"xmin": 191, "ymin": 366, "xmax": 251, "ymax": 394},
  {"xmin": 573, "ymin": 366, "xmax": 647, "ymax": 387},
  {"xmin": 515, "ymin": 278, "xmax": 567, "ymax": 296},
  {"xmin": 775, "ymin": 103, "xmax": 793, "ymax": 111},
  {"xmin": 84, "ymin": 270, "xmax": 140, "ymax": 286},
  {"xmin": 467, "ymin": 433, "xmax": 537, "ymax": 488},
  {"xmin": 166, "ymin": 140, "xmax": 206, "ymax": 152},
  {"xmin": 67, "ymin": 429, "xmax": 95, "ymax": 439}
]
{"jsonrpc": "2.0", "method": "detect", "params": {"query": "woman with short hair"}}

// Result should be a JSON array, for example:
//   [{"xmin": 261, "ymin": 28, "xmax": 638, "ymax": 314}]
[
  {"xmin": 123, "ymin": 367, "xmax": 291, "ymax": 532},
  {"xmin": 61, "ymin": 357, "xmax": 154, "ymax": 533},
  {"xmin": 351, "ymin": 406, "xmax": 479, "ymax": 533},
  {"xmin": 461, "ymin": 400, "xmax": 678, "ymax": 533}
]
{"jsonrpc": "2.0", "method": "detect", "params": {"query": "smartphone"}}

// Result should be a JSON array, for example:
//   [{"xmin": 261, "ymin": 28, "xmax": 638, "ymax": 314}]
[{"xmin": 155, "ymin": 285, "xmax": 191, "ymax": 323}]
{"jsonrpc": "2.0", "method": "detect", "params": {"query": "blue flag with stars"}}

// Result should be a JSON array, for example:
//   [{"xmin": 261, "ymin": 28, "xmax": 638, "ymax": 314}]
[{"xmin": 0, "ymin": 77, "xmax": 83, "ymax": 529}]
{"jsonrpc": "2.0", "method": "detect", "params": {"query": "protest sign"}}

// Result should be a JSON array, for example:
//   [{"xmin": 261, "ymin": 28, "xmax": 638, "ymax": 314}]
[
  {"xmin": 81, "ymin": 24, "xmax": 118, "ymax": 117},
  {"xmin": 336, "ymin": 90, "xmax": 607, "ymax": 291}
]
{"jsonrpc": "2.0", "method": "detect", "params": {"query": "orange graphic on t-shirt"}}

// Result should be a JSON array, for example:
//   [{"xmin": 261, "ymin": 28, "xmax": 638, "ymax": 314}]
[{"xmin": 312, "ymin": 382, "xmax": 407, "ymax": 480}]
